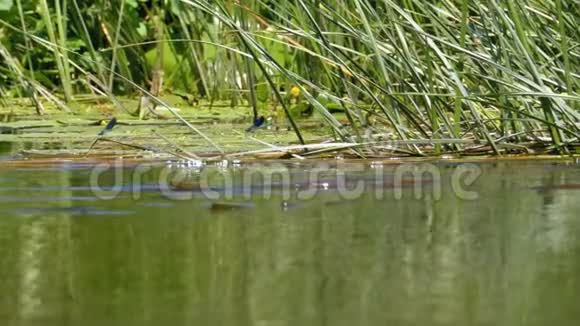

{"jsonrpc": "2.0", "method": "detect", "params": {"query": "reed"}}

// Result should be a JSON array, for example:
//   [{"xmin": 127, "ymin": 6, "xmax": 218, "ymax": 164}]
[{"xmin": 0, "ymin": 0, "xmax": 577, "ymax": 155}]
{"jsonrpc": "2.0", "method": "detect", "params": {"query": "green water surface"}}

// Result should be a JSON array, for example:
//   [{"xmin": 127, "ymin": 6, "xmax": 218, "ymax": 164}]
[{"xmin": 0, "ymin": 159, "xmax": 579, "ymax": 326}]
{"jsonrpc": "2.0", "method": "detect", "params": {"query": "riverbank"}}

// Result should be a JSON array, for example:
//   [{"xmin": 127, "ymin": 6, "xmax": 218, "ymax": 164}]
[{"xmin": 2, "ymin": 96, "xmax": 578, "ymax": 163}]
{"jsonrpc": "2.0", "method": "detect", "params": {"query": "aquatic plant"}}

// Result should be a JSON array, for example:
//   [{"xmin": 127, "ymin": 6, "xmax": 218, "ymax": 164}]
[{"xmin": 0, "ymin": 0, "xmax": 577, "ymax": 156}]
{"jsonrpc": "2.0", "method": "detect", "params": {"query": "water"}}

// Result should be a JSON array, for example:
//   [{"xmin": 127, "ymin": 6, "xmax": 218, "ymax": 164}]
[{"xmin": 0, "ymin": 159, "xmax": 579, "ymax": 326}]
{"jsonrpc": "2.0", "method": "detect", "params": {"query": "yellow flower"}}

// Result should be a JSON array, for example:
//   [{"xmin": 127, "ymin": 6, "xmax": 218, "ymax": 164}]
[{"xmin": 290, "ymin": 84, "xmax": 301, "ymax": 99}]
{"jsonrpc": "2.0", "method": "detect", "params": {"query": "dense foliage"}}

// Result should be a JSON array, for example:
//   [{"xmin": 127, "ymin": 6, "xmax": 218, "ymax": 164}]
[{"xmin": 0, "ymin": 0, "xmax": 578, "ymax": 154}]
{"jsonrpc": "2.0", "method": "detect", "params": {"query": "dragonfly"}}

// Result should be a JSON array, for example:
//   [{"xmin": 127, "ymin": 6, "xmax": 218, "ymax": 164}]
[
  {"xmin": 85, "ymin": 117, "xmax": 118, "ymax": 156},
  {"xmin": 246, "ymin": 116, "xmax": 266, "ymax": 132},
  {"xmin": 98, "ymin": 117, "xmax": 117, "ymax": 136}
]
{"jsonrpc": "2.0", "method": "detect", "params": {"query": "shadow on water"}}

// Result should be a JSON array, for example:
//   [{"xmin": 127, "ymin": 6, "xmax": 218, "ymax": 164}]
[{"xmin": 0, "ymin": 159, "xmax": 579, "ymax": 325}]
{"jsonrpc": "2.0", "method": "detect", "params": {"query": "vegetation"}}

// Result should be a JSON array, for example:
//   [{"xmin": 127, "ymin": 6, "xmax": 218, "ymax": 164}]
[{"xmin": 0, "ymin": 0, "xmax": 578, "ymax": 157}]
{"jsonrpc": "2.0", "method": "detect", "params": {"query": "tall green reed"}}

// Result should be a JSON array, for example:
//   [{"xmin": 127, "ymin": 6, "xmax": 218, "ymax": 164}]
[{"xmin": 0, "ymin": 0, "xmax": 577, "ymax": 154}]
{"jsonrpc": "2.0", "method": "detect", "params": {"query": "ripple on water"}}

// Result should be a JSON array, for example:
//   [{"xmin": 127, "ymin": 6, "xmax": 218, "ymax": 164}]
[{"xmin": 10, "ymin": 206, "xmax": 136, "ymax": 217}]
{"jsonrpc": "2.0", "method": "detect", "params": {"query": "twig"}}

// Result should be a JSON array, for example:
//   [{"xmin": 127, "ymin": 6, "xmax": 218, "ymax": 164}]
[
  {"xmin": 233, "ymin": 130, "xmax": 305, "ymax": 160},
  {"xmin": 152, "ymin": 129, "xmax": 201, "ymax": 160},
  {"xmin": 94, "ymin": 137, "xmax": 192, "ymax": 160}
]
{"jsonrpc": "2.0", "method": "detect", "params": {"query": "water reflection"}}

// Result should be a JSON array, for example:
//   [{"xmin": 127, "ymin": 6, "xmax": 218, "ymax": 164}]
[
  {"xmin": 0, "ymin": 142, "xmax": 13, "ymax": 160},
  {"xmin": 0, "ymin": 160, "xmax": 579, "ymax": 325}
]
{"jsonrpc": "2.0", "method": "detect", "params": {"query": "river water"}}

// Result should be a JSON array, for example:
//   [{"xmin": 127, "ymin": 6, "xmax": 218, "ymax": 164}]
[{"xmin": 0, "ymin": 158, "xmax": 579, "ymax": 325}]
